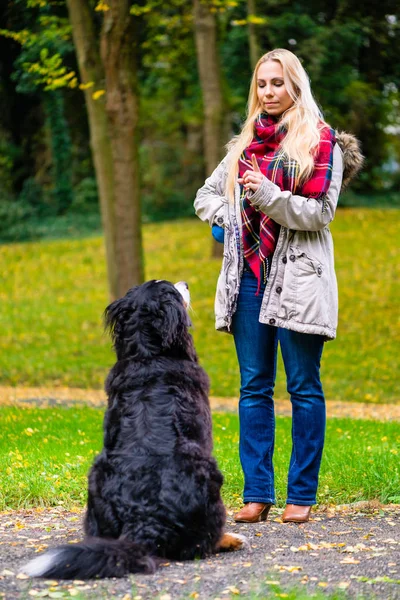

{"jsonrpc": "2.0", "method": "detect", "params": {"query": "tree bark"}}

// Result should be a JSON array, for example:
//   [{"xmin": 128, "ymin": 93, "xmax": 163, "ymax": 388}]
[
  {"xmin": 193, "ymin": 0, "xmax": 225, "ymax": 258},
  {"xmin": 66, "ymin": 0, "xmax": 119, "ymax": 300},
  {"xmin": 247, "ymin": 0, "xmax": 260, "ymax": 70},
  {"xmin": 101, "ymin": 0, "xmax": 143, "ymax": 296}
]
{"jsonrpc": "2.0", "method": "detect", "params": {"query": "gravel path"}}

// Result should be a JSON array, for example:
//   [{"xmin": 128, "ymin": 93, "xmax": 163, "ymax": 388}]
[
  {"xmin": 1, "ymin": 386, "xmax": 400, "ymax": 421},
  {"xmin": 0, "ymin": 503, "xmax": 399, "ymax": 599}
]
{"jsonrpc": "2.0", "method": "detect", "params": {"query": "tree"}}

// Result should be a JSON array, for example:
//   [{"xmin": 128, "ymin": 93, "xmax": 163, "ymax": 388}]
[
  {"xmin": 66, "ymin": 0, "xmax": 142, "ymax": 299},
  {"xmin": 247, "ymin": 0, "xmax": 260, "ymax": 69},
  {"xmin": 193, "ymin": 0, "xmax": 227, "ymax": 257}
]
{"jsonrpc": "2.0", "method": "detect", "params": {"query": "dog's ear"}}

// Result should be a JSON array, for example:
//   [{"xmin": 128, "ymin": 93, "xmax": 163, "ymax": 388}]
[
  {"xmin": 160, "ymin": 299, "xmax": 192, "ymax": 350},
  {"xmin": 104, "ymin": 294, "xmax": 132, "ymax": 349}
]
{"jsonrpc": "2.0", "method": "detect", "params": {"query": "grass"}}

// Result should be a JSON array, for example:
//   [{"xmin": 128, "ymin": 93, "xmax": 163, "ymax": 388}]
[
  {"xmin": 1, "ymin": 406, "xmax": 399, "ymax": 512},
  {"xmin": 1, "ymin": 209, "xmax": 400, "ymax": 403}
]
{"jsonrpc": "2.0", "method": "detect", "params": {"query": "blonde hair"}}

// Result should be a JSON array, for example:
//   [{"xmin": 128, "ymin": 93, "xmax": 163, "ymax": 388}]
[{"xmin": 225, "ymin": 48, "xmax": 327, "ymax": 201}]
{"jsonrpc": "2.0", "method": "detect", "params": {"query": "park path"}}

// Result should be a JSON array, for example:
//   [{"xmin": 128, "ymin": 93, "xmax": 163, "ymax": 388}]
[
  {"xmin": 1, "ymin": 385, "xmax": 399, "ymax": 421},
  {"xmin": 0, "ymin": 503, "xmax": 399, "ymax": 599}
]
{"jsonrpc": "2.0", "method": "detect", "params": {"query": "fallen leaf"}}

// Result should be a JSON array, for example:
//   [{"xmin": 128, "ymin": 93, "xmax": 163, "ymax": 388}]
[
  {"xmin": 274, "ymin": 565, "xmax": 302, "ymax": 573},
  {"xmin": 227, "ymin": 588, "xmax": 240, "ymax": 595},
  {"xmin": 340, "ymin": 558, "xmax": 360, "ymax": 564}
]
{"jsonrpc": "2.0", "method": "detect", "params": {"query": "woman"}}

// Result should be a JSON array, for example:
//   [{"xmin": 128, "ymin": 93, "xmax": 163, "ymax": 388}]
[{"xmin": 194, "ymin": 49, "xmax": 363, "ymax": 523}]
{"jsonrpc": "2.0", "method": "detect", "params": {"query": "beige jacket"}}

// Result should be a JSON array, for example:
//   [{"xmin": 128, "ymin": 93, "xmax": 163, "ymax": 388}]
[{"xmin": 194, "ymin": 133, "xmax": 363, "ymax": 341}]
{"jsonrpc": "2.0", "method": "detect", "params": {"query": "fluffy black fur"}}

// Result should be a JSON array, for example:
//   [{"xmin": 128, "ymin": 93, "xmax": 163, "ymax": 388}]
[{"xmin": 24, "ymin": 280, "xmax": 233, "ymax": 579}]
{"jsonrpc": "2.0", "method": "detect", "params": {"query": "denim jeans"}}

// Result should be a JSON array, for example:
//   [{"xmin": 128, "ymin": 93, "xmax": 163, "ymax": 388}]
[{"xmin": 231, "ymin": 268, "xmax": 326, "ymax": 506}]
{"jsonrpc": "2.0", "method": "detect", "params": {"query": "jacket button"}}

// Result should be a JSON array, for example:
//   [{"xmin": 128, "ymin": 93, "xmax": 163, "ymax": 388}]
[
  {"xmin": 269, "ymin": 318, "xmax": 276, "ymax": 325},
  {"xmin": 289, "ymin": 254, "xmax": 296, "ymax": 262},
  {"xmin": 276, "ymin": 287, "xmax": 282, "ymax": 294},
  {"xmin": 282, "ymin": 256, "xmax": 287, "ymax": 264},
  {"xmin": 317, "ymin": 266, "xmax": 323, "ymax": 276}
]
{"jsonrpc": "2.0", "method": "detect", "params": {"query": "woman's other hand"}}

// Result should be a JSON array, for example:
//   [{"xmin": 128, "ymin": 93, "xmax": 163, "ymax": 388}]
[
  {"xmin": 238, "ymin": 154, "xmax": 264, "ymax": 193},
  {"xmin": 212, "ymin": 224, "xmax": 225, "ymax": 243}
]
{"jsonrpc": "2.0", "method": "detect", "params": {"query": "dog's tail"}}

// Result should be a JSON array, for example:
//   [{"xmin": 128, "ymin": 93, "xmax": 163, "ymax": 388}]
[{"xmin": 22, "ymin": 537, "xmax": 157, "ymax": 579}]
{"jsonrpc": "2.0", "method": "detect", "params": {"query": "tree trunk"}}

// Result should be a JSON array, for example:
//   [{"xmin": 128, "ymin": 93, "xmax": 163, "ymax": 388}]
[
  {"xmin": 193, "ymin": 0, "xmax": 225, "ymax": 258},
  {"xmin": 101, "ymin": 0, "xmax": 143, "ymax": 296},
  {"xmin": 247, "ymin": 0, "xmax": 260, "ymax": 69},
  {"xmin": 66, "ymin": 0, "xmax": 119, "ymax": 300}
]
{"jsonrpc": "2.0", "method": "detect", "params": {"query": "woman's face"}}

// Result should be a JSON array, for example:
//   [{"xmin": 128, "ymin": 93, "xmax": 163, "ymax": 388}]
[{"xmin": 256, "ymin": 60, "xmax": 294, "ymax": 117}]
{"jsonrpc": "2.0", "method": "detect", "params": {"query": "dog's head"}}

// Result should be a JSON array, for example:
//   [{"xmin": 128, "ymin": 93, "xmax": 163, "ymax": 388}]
[{"xmin": 104, "ymin": 280, "xmax": 196, "ymax": 361}]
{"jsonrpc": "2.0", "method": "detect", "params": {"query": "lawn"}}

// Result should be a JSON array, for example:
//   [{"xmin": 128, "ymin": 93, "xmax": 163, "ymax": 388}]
[
  {"xmin": 1, "ymin": 406, "xmax": 399, "ymax": 511},
  {"xmin": 1, "ymin": 208, "xmax": 399, "ymax": 403}
]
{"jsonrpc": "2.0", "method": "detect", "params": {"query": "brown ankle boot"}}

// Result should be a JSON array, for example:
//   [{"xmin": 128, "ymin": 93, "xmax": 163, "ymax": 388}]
[
  {"xmin": 234, "ymin": 502, "xmax": 273, "ymax": 523},
  {"xmin": 281, "ymin": 504, "xmax": 312, "ymax": 523}
]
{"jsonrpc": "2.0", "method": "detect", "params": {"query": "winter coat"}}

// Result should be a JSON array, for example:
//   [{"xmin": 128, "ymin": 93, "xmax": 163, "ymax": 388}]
[{"xmin": 194, "ymin": 132, "xmax": 363, "ymax": 341}]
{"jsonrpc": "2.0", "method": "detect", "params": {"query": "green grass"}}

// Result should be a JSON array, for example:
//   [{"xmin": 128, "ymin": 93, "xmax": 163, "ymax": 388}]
[
  {"xmin": 0, "ymin": 406, "xmax": 398, "ymax": 511},
  {"xmin": 1, "ymin": 209, "xmax": 400, "ymax": 403}
]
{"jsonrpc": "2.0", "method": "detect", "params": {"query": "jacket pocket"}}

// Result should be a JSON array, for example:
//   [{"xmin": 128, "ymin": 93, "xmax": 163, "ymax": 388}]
[
  {"xmin": 293, "ymin": 248, "xmax": 329, "ymax": 327},
  {"xmin": 296, "ymin": 251, "xmax": 324, "ymax": 278}
]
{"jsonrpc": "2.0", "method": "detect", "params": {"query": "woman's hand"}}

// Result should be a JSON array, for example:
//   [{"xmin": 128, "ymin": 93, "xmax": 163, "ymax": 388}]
[{"xmin": 238, "ymin": 154, "xmax": 264, "ymax": 193}]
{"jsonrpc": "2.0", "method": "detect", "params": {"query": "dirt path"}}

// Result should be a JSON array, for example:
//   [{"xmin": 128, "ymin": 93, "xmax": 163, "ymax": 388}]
[
  {"xmin": 0, "ymin": 504, "xmax": 399, "ymax": 599},
  {"xmin": 1, "ymin": 386, "xmax": 399, "ymax": 421}
]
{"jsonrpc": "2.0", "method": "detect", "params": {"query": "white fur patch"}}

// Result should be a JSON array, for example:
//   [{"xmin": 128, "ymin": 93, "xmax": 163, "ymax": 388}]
[
  {"xmin": 21, "ymin": 550, "xmax": 61, "ymax": 577},
  {"xmin": 230, "ymin": 533, "xmax": 251, "ymax": 551},
  {"xmin": 174, "ymin": 281, "xmax": 191, "ymax": 309}
]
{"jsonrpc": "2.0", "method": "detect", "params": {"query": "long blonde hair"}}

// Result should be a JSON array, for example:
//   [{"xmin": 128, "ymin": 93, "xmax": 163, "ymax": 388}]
[{"xmin": 225, "ymin": 48, "xmax": 327, "ymax": 201}]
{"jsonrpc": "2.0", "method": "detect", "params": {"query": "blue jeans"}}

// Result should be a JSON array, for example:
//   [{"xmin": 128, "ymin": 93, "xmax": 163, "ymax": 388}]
[{"xmin": 231, "ymin": 269, "xmax": 326, "ymax": 506}]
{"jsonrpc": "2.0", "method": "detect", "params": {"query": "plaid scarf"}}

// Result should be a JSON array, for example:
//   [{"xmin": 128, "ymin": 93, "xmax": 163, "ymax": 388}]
[{"xmin": 239, "ymin": 113, "xmax": 336, "ymax": 293}]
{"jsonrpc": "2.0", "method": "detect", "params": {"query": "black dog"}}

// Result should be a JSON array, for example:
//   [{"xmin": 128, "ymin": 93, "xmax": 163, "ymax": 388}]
[{"xmin": 24, "ymin": 280, "xmax": 246, "ymax": 579}]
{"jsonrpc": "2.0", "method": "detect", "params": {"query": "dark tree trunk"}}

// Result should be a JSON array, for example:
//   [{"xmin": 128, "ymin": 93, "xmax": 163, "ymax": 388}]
[{"xmin": 193, "ymin": 0, "xmax": 225, "ymax": 258}]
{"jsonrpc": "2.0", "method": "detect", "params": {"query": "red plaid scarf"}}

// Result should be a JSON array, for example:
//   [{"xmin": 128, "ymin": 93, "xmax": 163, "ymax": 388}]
[{"xmin": 239, "ymin": 113, "xmax": 336, "ymax": 293}]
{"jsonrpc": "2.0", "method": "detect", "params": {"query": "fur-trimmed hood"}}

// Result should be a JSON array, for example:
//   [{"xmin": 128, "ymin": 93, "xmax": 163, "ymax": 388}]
[{"xmin": 336, "ymin": 131, "xmax": 364, "ymax": 189}]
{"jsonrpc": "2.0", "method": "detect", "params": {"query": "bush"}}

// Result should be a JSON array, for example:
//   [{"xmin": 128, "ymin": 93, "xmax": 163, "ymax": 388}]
[{"xmin": 70, "ymin": 177, "xmax": 99, "ymax": 214}]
